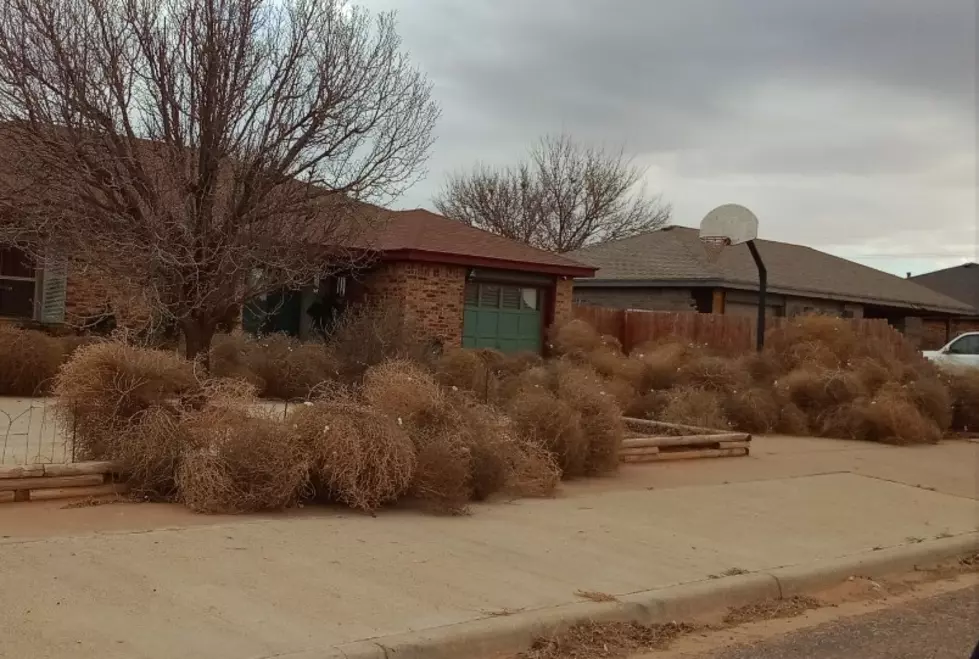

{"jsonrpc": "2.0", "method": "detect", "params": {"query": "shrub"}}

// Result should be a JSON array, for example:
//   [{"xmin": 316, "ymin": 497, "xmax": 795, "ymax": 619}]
[
  {"xmin": 676, "ymin": 356, "xmax": 752, "ymax": 392},
  {"xmin": 329, "ymin": 302, "xmax": 436, "ymax": 380},
  {"xmin": 211, "ymin": 333, "xmax": 339, "ymax": 400},
  {"xmin": 0, "ymin": 326, "xmax": 67, "ymax": 396},
  {"xmin": 945, "ymin": 368, "xmax": 979, "ymax": 432},
  {"xmin": 408, "ymin": 420, "xmax": 473, "ymax": 514},
  {"xmin": 776, "ymin": 403, "xmax": 810, "ymax": 436},
  {"xmin": 549, "ymin": 319, "xmax": 602, "ymax": 356},
  {"xmin": 776, "ymin": 368, "xmax": 865, "ymax": 419},
  {"xmin": 507, "ymin": 390, "xmax": 588, "ymax": 478},
  {"xmin": 766, "ymin": 315, "xmax": 859, "ymax": 369},
  {"xmin": 847, "ymin": 389, "xmax": 942, "ymax": 445},
  {"xmin": 454, "ymin": 399, "xmax": 513, "ymax": 500},
  {"xmin": 435, "ymin": 348, "xmax": 494, "ymax": 399},
  {"xmin": 507, "ymin": 440, "xmax": 562, "ymax": 498},
  {"xmin": 113, "ymin": 406, "xmax": 188, "ymax": 497},
  {"xmin": 625, "ymin": 390, "xmax": 670, "ymax": 420},
  {"xmin": 905, "ymin": 378, "xmax": 953, "ymax": 432},
  {"xmin": 362, "ymin": 359, "xmax": 444, "ymax": 428},
  {"xmin": 177, "ymin": 409, "xmax": 310, "ymax": 513},
  {"xmin": 630, "ymin": 342, "xmax": 695, "ymax": 391},
  {"xmin": 289, "ymin": 401, "xmax": 416, "ymax": 513},
  {"xmin": 660, "ymin": 387, "xmax": 729, "ymax": 430},
  {"xmin": 723, "ymin": 387, "xmax": 780, "ymax": 433},
  {"xmin": 53, "ymin": 341, "xmax": 196, "ymax": 458},
  {"xmin": 553, "ymin": 362, "xmax": 624, "ymax": 475}
]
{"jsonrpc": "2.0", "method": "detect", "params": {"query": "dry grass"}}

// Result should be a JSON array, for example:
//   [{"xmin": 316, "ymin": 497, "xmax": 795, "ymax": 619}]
[
  {"xmin": 723, "ymin": 387, "xmax": 780, "ymax": 433},
  {"xmin": 210, "ymin": 333, "xmax": 339, "ymax": 400},
  {"xmin": 177, "ymin": 408, "xmax": 310, "ymax": 514},
  {"xmin": 660, "ymin": 387, "xmax": 730, "ymax": 430},
  {"xmin": 112, "ymin": 406, "xmax": 187, "ymax": 497},
  {"xmin": 574, "ymin": 589, "xmax": 618, "ymax": 602},
  {"xmin": 506, "ymin": 439, "xmax": 562, "ymax": 498},
  {"xmin": 409, "ymin": 427, "xmax": 473, "ymax": 514},
  {"xmin": 434, "ymin": 348, "xmax": 494, "ymax": 399},
  {"xmin": 362, "ymin": 359, "xmax": 445, "ymax": 428},
  {"xmin": 630, "ymin": 342, "xmax": 692, "ymax": 391},
  {"xmin": 329, "ymin": 302, "xmax": 437, "ymax": 380},
  {"xmin": 53, "ymin": 341, "xmax": 197, "ymax": 459},
  {"xmin": 677, "ymin": 355, "xmax": 752, "ymax": 392},
  {"xmin": 846, "ymin": 387, "xmax": 943, "ymax": 445},
  {"xmin": 945, "ymin": 368, "xmax": 979, "ymax": 432},
  {"xmin": 722, "ymin": 596, "xmax": 822, "ymax": 626},
  {"xmin": 776, "ymin": 368, "xmax": 866, "ymax": 418},
  {"xmin": 549, "ymin": 319, "xmax": 602, "ymax": 356},
  {"xmin": 553, "ymin": 362, "xmax": 625, "ymax": 475},
  {"xmin": 776, "ymin": 403, "xmax": 810, "ymax": 435},
  {"xmin": 0, "ymin": 326, "xmax": 85, "ymax": 396},
  {"xmin": 289, "ymin": 401, "xmax": 416, "ymax": 513},
  {"xmin": 520, "ymin": 621, "xmax": 695, "ymax": 659},
  {"xmin": 507, "ymin": 390, "xmax": 588, "ymax": 478}
]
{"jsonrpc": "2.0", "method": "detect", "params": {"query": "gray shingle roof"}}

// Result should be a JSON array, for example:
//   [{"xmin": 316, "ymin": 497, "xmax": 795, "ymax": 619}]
[
  {"xmin": 911, "ymin": 263, "xmax": 979, "ymax": 310},
  {"xmin": 570, "ymin": 226, "xmax": 975, "ymax": 314}
]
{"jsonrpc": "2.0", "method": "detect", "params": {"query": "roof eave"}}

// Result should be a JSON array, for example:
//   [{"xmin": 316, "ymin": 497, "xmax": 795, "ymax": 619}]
[
  {"xmin": 380, "ymin": 248, "xmax": 596, "ymax": 278},
  {"xmin": 573, "ymin": 278, "xmax": 974, "ymax": 315}
]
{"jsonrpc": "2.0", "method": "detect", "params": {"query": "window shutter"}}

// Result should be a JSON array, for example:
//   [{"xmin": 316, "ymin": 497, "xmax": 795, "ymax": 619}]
[{"xmin": 38, "ymin": 259, "xmax": 68, "ymax": 324}]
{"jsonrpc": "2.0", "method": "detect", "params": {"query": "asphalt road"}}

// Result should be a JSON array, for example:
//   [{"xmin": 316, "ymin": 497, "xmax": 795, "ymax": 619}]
[{"xmin": 707, "ymin": 586, "xmax": 979, "ymax": 659}]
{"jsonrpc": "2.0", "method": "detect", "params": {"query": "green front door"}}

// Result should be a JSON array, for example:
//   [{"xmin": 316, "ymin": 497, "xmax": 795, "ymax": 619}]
[{"xmin": 463, "ymin": 283, "xmax": 543, "ymax": 353}]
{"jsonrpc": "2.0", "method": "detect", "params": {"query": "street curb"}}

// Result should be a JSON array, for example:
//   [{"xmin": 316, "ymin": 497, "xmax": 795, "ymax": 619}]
[
  {"xmin": 298, "ymin": 533, "xmax": 979, "ymax": 659},
  {"xmin": 770, "ymin": 532, "xmax": 979, "ymax": 598}
]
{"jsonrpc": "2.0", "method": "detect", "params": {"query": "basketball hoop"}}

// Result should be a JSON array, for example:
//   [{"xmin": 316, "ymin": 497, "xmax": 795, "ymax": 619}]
[{"xmin": 700, "ymin": 236, "xmax": 731, "ymax": 263}]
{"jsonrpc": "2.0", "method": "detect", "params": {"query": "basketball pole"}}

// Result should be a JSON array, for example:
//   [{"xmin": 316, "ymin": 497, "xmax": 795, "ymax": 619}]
[{"xmin": 746, "ymin": 240, "xmax": 767, "ymax": 351}]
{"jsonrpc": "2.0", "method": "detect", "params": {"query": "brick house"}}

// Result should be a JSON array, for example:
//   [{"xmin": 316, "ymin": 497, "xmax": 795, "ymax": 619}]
[
  {"xmin": 2, "ymin": 209, "xmax": 595, "ymax": 354},
  {"xmin": 568, "ymin": 226, "xmax": 973, "ymax": 344},
  {"xmin": 910, "ymin": 263, "xmax": 979, "ymax": 349}
]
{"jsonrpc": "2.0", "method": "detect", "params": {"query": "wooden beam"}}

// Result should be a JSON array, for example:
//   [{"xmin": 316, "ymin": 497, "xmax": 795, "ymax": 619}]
[
  {"xmin": 0, "ymin": 474, "xmax": 104, "ymax": 492},
  {"xmin": 0, "ymin": 465, "xmax": 45, "ymax": 479},
  {"xmin": 43, "ymin": 462, "xmax": 119, "ymax": 478},
  {"xmin": 623, "ymin": 433, "xmax": 749, "ymax": 449},
  {"xmin": 622, "ymin": 447, "xmax": 748, "ymax": 463},
  {"xmin": 30, "ymin": 483, "xmax": 130, "ymax": 501},
  {"xmin": 712, "ymin": 289, "xmax": 726, "ymax": 315}
]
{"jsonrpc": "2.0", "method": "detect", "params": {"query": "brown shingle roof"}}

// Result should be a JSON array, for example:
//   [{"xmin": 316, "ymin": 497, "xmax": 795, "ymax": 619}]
[
  {"xmin": 370, "ymin": 208, "xmax": 595, "ymax": 277},
  {"xmin": 570, "ymin": 226, "xmax": 974, "ymax": 314}
]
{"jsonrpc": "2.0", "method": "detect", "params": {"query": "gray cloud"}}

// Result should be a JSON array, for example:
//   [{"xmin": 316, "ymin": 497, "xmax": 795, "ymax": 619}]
[{"xmin": 362, "ymin": 0, "xmax": 977, "ymax": 274}]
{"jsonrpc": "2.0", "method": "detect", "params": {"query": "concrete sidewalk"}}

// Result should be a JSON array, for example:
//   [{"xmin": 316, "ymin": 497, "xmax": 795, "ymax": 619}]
[{"xmin": 2, "ymin": 434, "xmax": 978, "ymax": 659}]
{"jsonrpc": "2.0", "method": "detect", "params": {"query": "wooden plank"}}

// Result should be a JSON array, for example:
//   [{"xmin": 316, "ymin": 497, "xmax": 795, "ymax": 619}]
[
  {"xmin": 43, "ymin": 462, "xmax": 118, "ymax": 477},
  {"xmin": 717, "ymin": 441, "xmax": 751, "ymax": 450},
  {"xmin": 647, "ymin": 447, "xmax": 747, "ymax": 462},
  {"xmin": 0, "ymin": 474, "xmax": 104, "ymax": 492},
  {"xmin": 624, "ymin": 416, "xmax": 750, "ymax": 439},
  {"xmin": 618, "ymin": 446, "xmax": 661, "ymax": 457},
  {"xmin": 622, "ymin": 433, "xmax": 748, "ymax": 449},
  {"xmin": 29, "ymin": 483, "xmax": 130, "ymax": 502},
  {"xmin": 0, "ymin": 464, "xmax": 45, "ymax": 479}
]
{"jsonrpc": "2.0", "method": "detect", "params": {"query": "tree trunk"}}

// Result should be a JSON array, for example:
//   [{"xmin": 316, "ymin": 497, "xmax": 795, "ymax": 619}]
[{"xmin": 182, "ymin": 319, "xmax": 216, "ymax": 371}]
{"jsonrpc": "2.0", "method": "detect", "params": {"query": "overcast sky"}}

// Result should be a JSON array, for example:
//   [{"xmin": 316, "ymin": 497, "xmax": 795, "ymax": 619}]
[{"xmin": 361, "ymin": 0, "xmax": 977, "ymax": 276}]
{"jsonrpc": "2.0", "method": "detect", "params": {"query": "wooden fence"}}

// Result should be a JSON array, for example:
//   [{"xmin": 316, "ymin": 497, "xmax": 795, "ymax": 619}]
[{"xmin": 573, "ymin": 305, "xmax": 910, "ymax": 355}]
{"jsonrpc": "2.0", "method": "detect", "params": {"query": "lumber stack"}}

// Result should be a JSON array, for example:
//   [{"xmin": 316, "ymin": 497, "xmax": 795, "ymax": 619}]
[
  {"xmin": 0, "ymin": 461, "xmax": 126, "ymax": 503},
  {"xmin": 620, "ymin": 417, "xmax": 751, "ymax": 463}
]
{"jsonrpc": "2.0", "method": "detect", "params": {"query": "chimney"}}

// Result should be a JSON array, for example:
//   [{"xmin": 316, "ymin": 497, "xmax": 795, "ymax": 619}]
[{"xmin": 906, "ymin": 272, "xmax": 911, "ymax": 279}]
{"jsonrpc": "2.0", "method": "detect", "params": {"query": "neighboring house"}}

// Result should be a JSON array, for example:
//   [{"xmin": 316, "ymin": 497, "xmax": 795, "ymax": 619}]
[
  {"xmin": 0, "ymin": 209, "xmax": 595, "ymax": 354},
  {"xmin": 910, "ymin": 263, "xmax": 979, "ymax": 349},
  {"xmin": 568, "ymin": 226, "xmax": 974, "ymax": 342}
]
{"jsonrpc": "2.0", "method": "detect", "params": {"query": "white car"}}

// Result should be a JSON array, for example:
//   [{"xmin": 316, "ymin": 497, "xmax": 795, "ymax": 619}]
[{"xmin": 923, "ymin": 332, "xmax": 979, "ymax": 369}]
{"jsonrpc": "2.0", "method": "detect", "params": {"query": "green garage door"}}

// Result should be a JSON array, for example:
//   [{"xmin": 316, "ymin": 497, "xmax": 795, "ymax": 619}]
[{"xmin": 463, "ymin": 283, "xmax": 543, "ymax": 353}]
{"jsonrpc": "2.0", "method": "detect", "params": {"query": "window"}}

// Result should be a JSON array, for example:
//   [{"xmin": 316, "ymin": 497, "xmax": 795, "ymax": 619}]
[
  {"xmin": 0, "ymin": 246, "xmax": 36, "ymax": 319},
  {"xmin": 947, "ymin": 334, "xmax": 979, "ymax": 355},
  {"xmin": 521, "ymin": 288, "xmax": 539, "ymax": 310},
  {"xmin": 465, "ymin": 283, "xmax": 542, "ymax": 311}
]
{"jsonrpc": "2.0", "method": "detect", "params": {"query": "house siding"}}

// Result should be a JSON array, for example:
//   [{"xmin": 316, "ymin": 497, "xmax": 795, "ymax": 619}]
[{"xmin": 572, "ymin": 286, "xmax": 697, "ymax": 312}]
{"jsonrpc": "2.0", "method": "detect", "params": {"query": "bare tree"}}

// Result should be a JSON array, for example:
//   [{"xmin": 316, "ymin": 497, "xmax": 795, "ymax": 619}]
[
  {"xmin": 435, "ymin": 133, "xmax": 670, "ymax": 253},
  {"xmin": 0, "ymin": 0, "xmax": 438, "ymax": 360}
]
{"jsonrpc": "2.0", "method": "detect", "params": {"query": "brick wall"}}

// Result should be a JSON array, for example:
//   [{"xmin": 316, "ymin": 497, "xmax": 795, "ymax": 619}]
[
  {"xmin": 922, "ymin": 317, "xmax": 979, "ymax": 349},
  {"xmin": 572, "ymin": 286, "xmax": 696, "ymax": 312},
  {"xmin": 364, "ymin": 261, "xmax": 467, "ymax": 347},
  {"xmin": 554, "ymin": 278, "xmax": 575, "ymax": 325},
  {"xmin": 65, "ymin": 268, "xmax": 152, "ymax": 329}
]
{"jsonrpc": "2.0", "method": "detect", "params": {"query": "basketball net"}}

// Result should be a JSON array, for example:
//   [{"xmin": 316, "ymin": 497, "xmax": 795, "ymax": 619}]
[{"xmin": 700, "ymin": 236, "xmax": 731, "ymax": 263}]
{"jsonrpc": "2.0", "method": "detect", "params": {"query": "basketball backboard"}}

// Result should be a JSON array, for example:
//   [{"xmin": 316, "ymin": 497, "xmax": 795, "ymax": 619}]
[{"xmin": 700, "ymin": 204, "xmax": 758, "ymax": 246}]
